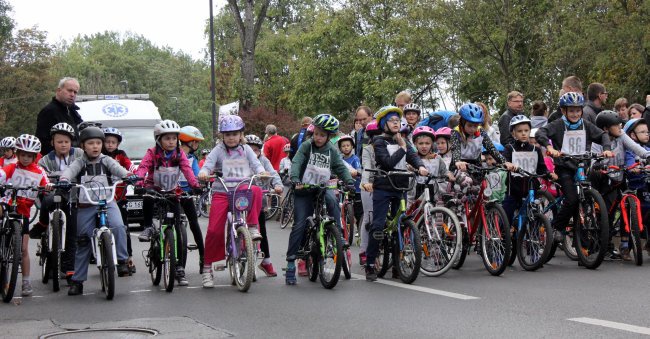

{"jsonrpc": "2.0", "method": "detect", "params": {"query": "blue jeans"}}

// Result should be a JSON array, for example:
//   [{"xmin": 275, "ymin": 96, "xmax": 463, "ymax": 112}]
[
  {"xmin": 286, "ymin": 189, "xmax": 340, "ymax": 261},
  {"xmin": 366, "ymin": 189, "xmax": 404, "ymax": 268}
]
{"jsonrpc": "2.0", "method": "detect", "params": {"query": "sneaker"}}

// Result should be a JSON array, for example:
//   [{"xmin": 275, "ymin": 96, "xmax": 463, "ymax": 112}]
[
  {"xmin": 346, "ymin": 250, "xmax": 352, "ymax": 267},
  {"xmin": 297, "ymin": 259, "xmax": 308, "ymax": 277},
  {"xmin": 248, "ymin": 226, "xmax": 262, "ymax": 241},
  {"xmin": 365, "ymin": 266, "xmax": 377, "ymax": 282},
  {"xmin": 28, "ymin": 222, "xmax": 47, "ymax": 239},
  {"xmin": 176, "ymin": 267, "xmax": 189, "ymax": 286},
  {"xmin": 89, "ymin": 254, "xmax": 96, "ymax": 265},
  {"xmin": 202, "ymin": 271, "xmax": 214, "ymax": 288},
  {"xmin": 64, "ymin": 271, "xmax": 74, "ymax": 286},
  {"xmin": 621, "ymin": 248, "xmax": 632, "ymax": 261},
  {"xmin": 138, "ymin": 227, "xmax": 154, "ymax": 242},
  {"xmin": 68, "ymin": 281, "xmax": 83, "ymax": 296},
  {"xmin": 285, "ymin": 266, "xmax": 297, "ymax": 285},
  {"xmin": 127, "ymin": 257, "xmax": 136, "ymax": 274},
  {"xmin": 553, "ymin": 228, "xmax": 564, "ymax": 244},
  {"xmin": 258, "ymin": 262, "xmax": 277, "ymax": 277},
  {"xmin": 359, "ymin": 252, "xmax": 367, "ymax": 266},
  {"xmin": 21, "ymin": 280, "xmax": 33, "ymax": 296},
  {"xmin": 117, "ymin": 262, "xmax": 130, "ymax": 277}
]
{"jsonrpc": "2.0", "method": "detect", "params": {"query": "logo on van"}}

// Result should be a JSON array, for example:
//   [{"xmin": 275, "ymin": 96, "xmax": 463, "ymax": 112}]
[{"xmin": 102, "ymin": 103, "xmax": 128, "ymax": 117}]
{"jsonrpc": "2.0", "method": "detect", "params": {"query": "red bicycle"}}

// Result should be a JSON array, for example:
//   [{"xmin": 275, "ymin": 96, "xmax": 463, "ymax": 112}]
[{"xmin": 338, "ymin": 182, "xmax": 355, "ymax": 280}]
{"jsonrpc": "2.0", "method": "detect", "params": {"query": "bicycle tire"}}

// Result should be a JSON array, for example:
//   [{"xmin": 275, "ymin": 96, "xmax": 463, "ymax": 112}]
[
  {"xmin": 29, "ymin": 201, "xmax": 40, "ymax": 224},
  {"xmin": 280, "ymin": 190, "xmax": 294, "ymax": 229},
  {"xmin": 575, "ymin": 188, "xmax": 608, "ymax": 269},
  {"xmin": 199, "ymin": 192, "xmax": 211, "ymax": 218},
  {"xmin": 1, "ymin": 220, "xmax": 22, "ymax": 303},
  {"xmin": 623, "ymin": 196, "xmax": 643, "ymax": 266},
  {"xmin": 377, "ymin": 234, "xmax": 391, "ymax": 278},
  {"xmin": 230, "ymin": 226, "xmax": 254, "ymax": 292},
  {"xmin": 150, "ymin": 230, "xmax": 162, "ymax": 286},
  {"xmin": 480, "ymin": 202, "xmax": 511, "ymax": 276},
  {"xmin": 396, "ymin": 219, "xmax": 422, "ymax": 284},
  {"xmin": 41, "ymin": 235, "xmax": 50, "ymax": 285},
  {"xmin": 163, "ymin": 227, "xmax": 176, "ymax": 292},
  {"xmin": 420, "ymin": 206, "xmax": 462, "ymax": 277},
  {"xmin": 265, "ymin": 194, "xmax": 281, "ymax": 221},
  {"xmin": 341, "ymin": 249, "xmax": 352, "ymax": 280},
  {"xmin": 517, "ymin": 211, "xmax": 552, "ymax": 271},
  {"xmin": 318, "ymin": 222, "xmax": 342, "ymax": 289},
  {"xmin": 452, "ymin": 226, "xmax": 469, "ymax": 270},
  {"xmin": 345, "ymin": 204, "xmax": 355, "ymax": 248},
  {"xmin": 535, "ymin": 190, "xmax": 558, "ymax": 263},
  {"xmin": 50, "ymin": 211, "xmax": 62, "ymax": 292},
  {"xmin": 307, "ymin": 254, "xmax": 318, "ymax": 282},
  {"xmin": 100, "ymin": 232, "xmax": 115, "ymax": 300}
]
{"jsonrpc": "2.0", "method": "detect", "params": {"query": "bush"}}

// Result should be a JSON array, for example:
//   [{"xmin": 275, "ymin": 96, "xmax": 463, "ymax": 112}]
[{"xmin": 239, "ymin": 106, "xmax": 302, "ymax": 140}]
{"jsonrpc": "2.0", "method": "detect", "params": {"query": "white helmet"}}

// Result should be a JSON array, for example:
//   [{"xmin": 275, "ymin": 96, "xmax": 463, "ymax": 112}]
[
  {"xmin": 50, "ymin": 122, "xmax": 76, "ymax": 138},
  {"xmin": 0, "ymin": 136, "xmax": 16, "ymax": 149},
  {"xmin": 245, "ymin": 134, "xmax": 263, "ymax": 147},
  {"xmin": 509, "ymin": 115, "xmax": 532, "ymax": 131},
  {"xmin": 15, "ymin": 134, "xmax": 41, "ymax": 153},
  {"xmin": 153, "ymin": 120, "xmax": 181, "ymax": 140}
]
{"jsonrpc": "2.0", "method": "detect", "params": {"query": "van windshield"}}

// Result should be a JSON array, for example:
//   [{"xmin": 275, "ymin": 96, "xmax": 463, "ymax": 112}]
[{"xmin": 119, "ymin": 128, "xmax": 155, "ymax": 160}]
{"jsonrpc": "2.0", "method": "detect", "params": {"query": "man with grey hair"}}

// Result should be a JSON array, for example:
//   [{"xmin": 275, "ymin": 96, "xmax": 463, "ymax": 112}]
[
  {"xmin": 35, "ymin": 77, "xmax": 83, "ymax": 155},
  {"xmin": 263, "ymin": 124, "xmax": 286, "ymax": 170}
]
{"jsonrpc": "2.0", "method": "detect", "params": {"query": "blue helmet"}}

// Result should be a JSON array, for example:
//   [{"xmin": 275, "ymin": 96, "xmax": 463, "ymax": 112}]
[
  {"xmin": 558, "ymin": 92, "xmax": 584, "ymax": 108},
  {"xmin": 483, "ymin": 143, "xmax": 505, "ymax": 153},
  {"xmin": 459, "ymin": 103, "xmax": 484, "ymax": 124},
  {"xmin": 624, "ymin": 118, "xmax": 647, "ymax": 135}
]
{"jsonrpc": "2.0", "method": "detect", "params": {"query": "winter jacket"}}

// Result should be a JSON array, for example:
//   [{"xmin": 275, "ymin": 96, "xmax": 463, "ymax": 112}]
[{"xmin": 35, "ymin": 98, "xmax": 83, "ymax": 155}]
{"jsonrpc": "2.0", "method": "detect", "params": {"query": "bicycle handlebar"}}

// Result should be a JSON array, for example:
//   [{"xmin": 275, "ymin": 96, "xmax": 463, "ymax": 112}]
[{"xmin": 364, "ymin": 168, "xmax": 416, "ymax": 192}]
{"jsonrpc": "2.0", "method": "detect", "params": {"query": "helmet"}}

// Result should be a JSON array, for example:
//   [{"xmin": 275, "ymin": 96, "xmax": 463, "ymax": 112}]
[
  {"xmin": 595, "ymin": 110, "xmax": 621, "ymax": 129},
  {"xmin": 219, "ymin": 115, "xmax": 245, "ymax": 133},
  {"xmin": 399, "ymin": 118, "xmax": 410, "ymax": 133},
  {"xmin": 78, "ymin": 121, "xmax": 102, "ymax": 131},
  {"xmin": 412, "ymin": 126, "xmax": 436, "ymax": 141},
  {"xmin": 15, "ymin": 134, "xmax": 41, "ymax": 153},
  {"xmin": 530, "ymin": 128, "xmax": 538, "ymax": 138},
  {"xmin": 102, "ymin": 127, "xmax": 122, "ymax": 142},
  {"xmin": 509, "ymin": 115, "xmax": 532, "ymax": 131},
  {"xmin": 283, "ymin": 143, "xmax": 291, "ymax": 152},
  {"xmin": 0, "ymin": 136, "xmax": 17, "ymax": 149},
  {"xmin": 337, "ymin": 134, "xmax": 355, "ymax": 148},
  {"xmin": 312, "ymin": 114, "xmax": 339, "ymax": 134},
  {"xmin": 459, "ymin": 103, "xmax": 484, "ymax": 124},
  {"xmin": 624, "ymin": 118, "xmax": 647, "ymax": 135},
  {"xmin": 374, "ymin": 106, "xmax": 403, "ymax": 129},
  {"xmin": 306, "ymin": 124, "xmax": 314, "ymax": 133},
  {"xmin": 245, "ymin": 134, "xmax": 263, "ymax": 147},
  {"xmin": 365, "ymin": 120, "xmax": 380, "ymax": 136},
  {"xmin": 559, "ymin": 92, "xmax": 585, "ymax": 108},
  {"xmin": 403, "ymin": 103, "xmax": 421, "ymax": 114},
  {"xmin": 50, "ymin": 123, "xmax": 75, "ymax": 139},
  {"xmin": 435, "ymin": 127, "xmax": 452, "ymax": 139},
  {"xmin": 153, "ymin": 119, "xmax": 181, "ymax": 139},
  {"xmin": 79, "ymin": 126, "xmax": 105, "ymax": 143},
  {"xmin": 201, "ymin": 148, "xmax": 210, "ymax": 155},
  {"xmin": 179, "ymin": 126, "xmax": 205, "ymax": 143}
]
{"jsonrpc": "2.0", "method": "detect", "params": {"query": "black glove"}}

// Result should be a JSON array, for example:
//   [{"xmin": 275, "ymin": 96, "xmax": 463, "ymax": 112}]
[
  {"xmin": 126, "ymin": 175, "xmax": 140, "ymax": 184},
  {"xmin": 345, "ymin": 184, "xmax": 356, "ymax": 193},
  {"xmin": 192, "ymin": 187, "xmax": 203, "ymax": 195},
  {"xmin": 133, "ymin": 186, "xmax": 146, "ymax": 195},
  {"xmin": 57, "ymin": 180, "xmax": 72, "ymax": 190}
]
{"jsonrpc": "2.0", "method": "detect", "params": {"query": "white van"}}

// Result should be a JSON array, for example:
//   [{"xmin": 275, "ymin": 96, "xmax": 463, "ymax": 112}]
[{"xmin": 76, "ymin": 94, "xmax": 161, "ymax": 225}]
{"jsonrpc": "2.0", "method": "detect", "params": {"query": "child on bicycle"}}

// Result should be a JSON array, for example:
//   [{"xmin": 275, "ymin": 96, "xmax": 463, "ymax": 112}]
[
  {"xmin": 0, "ymin": 136, "xmax": 17, "ymax": 167},
  {"xmin": 359, "ymin": 120, "xmax": 380, "ymax": 266},
  {"xmin": 338, "ymin": 134, "xmax": 362, "ymax": 249},
  {"xmin": 530, "ymin": 128, "xmax": 558, "ymax": 197},
  {"xmin": 285, "ymin": 114, "xmax": 355, "ymax": 285},
  {"xmin": 59, "ymin": 126, "xmax": 137, "ymax": 295},
  {"xmin": 410, "ymin": 126, "xmax": 453, "ymax": 205},
  {"xmin": 279, "ymin": 143, "xmax": 292, "ymax": 181},
  {"xmin": 482, "ymin": 144, "xmax": 508, "ymax": 203},
  {"xmin": 624, "ymin": 118, "xmax": 650, "ymax": 256},
  {"xmin": 0, "ymin": 134, "xmax": 48, "ymax": 297},
  {"xmin": 502, "ymin": 116, "xmax": 555, "ymax": 224},
  {"xmin": 198, "ymin": 115, "xmax": 266, "ymax": 288},
  {"xmin": 136, "ymin": 120, "xmax": 201, "ymax": 286},
  {"xmin": 178, "ymin": 126, "xmax": 207, "ymax": 276},
  {"xmin": 33, "ymin": 123, "xmax": 83, "ymax": 282},
  {"xmin": 365, "ymin": 106, "xmax": 429, "ymax": 281},
  {"xmin": 102, "ymin": 127, "xmax": 137, "ymax": 275},
  {"xmin": 434, "ymin": 127, "xmax": 453, "ymax": 169},
  {"xmin": 245, "ymin": 134, "xmax": 283, "ymax": 277},
  {"xmin": 535, "ymin": 92, "xmax": 614, "ymax": 242}
]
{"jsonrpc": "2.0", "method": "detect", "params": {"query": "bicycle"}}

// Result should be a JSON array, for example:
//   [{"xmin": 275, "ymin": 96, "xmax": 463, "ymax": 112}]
[
  {"xmin": 264, "ymin": 191, "xmax": 281, "ymax": 221},
  {"xmin": 279, "ymin": 185, "xmax": 294, "ymax": 229},
  {"xmin": 197, "ymin": 188, "xmax": 211, "ymax": 218},
  {"xmin": 365, "ymin": 169, "xmax": 422, "ymax": 284},
  {"xmin": 37, "ymin": 177, "xmax": 67, "ymax": 292},
  {"xmin": 509, "ymin": 169, "xmax": 553, "ymax": 271},
  {"xmin": 338, "ymin": 182, "xmax": 355, "ymax": 279},
  {"xmin": 293, "ymin": 180, "xmax": 343, "ymax": 289},
  {"xmin": 406, "ymin": 174, "xmax": 462, "ymax": 277},
  {"xmin": 444, "ymin": 165, "xmax": 512, "ymax": 276},
  {"xmin": 0, "ymin": 183, "xmax": 38, "ymax": 303}
]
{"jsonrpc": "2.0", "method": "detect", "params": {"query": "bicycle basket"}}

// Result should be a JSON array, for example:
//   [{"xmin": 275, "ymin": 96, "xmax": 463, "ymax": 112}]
[{"xmin": 228, "ymin": 189, "xmax": 254, "ymax": 212}]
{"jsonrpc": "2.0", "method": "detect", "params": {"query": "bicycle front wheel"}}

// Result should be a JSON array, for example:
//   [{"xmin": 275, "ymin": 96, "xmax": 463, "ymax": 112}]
[
  {"xmin": 163, "ymin": 227, "xmax": 176, "ymax": 292},
  {"xmin": 199, "ymin": 192, "xmax": 211, "ymax": 218},
  {"xmin": 280, "ymin": 190, "xmax": 294, "ymax": 229},
  {"xmin": 1, "ymin": 220, "xmax": 22, "ymax": 303},
  {"xmin": 377, "ymin": 233, "xmax": 391, "ymax": 278},
  {"xmin": 420, "ymin": 206, "xmax": 462, "ymax": 277},
  {"xmin": 396, "ymin": 219, "xmax": 422, "ymax": 284},
  {"xmin": 575, "ymin": 188, "xmax": 609, "ymax": 269},
  {"xmin": 230, "ymin": 226, "xmax": 254, "ymax": 292},
  {"xmin": 623, "ymin": 196, "xmax": 643, "ymax": 266},
  {"xmin": 100, "ymin": 232, "xmax": 116, "ymax": 300},
  {"xmin": 265, "ymin": 194, "xmax": 281, "ymax": 221},
  {"xmin": 480, "ymin": 202, "xmax": 511, "ymax": 276},
  {"xmin": 49, "ymin": 211, "xmax": 62, "ymax": 292},
  {"xmin": 318, "ymin": 222, "xmax": 342, "ymax": 289},
  {"xmin": 517, "ymin": 211, "xmax": 552, "ymax": 271}
]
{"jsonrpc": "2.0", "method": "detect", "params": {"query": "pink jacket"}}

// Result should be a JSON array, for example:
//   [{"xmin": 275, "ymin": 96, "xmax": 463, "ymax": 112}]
[{"xmin": 135, "ymin": 146, "xmax": 199, "ymax": 190}]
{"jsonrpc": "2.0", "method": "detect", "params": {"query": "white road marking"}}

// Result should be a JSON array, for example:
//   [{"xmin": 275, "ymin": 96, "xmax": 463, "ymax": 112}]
[
  {"xmin": 82, "ymin": 293, "xmax": 96, "ymax": 296},
  {"xmin": 568, "ymin": 318, "xmax": 650, "ymax": 335},
  {"xmin": 130, "ymin": 289, "xmax": 151, "ymax": 293},
  {"xmin": 350, "ymin": 273, "xmax": 479, "ymax": 300}
]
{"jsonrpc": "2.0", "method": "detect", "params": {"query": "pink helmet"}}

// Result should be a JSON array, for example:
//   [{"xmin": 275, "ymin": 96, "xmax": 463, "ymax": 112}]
[
  {"xmin": 435, "ymin": 127, "xmax": 452, "ymax": 139},
  {"xmin": 365, "ymin": 120, "xmax": 380, "ymax": 136},
  {"xmin": 412, "ymin": 126, "xmax": 435, "ymax": 141}
]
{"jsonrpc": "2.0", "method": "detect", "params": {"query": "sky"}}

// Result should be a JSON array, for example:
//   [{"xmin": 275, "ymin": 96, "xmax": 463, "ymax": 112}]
[{"xmin": 9, "ymin": 0, "xmax": 227, "ymax": 60}]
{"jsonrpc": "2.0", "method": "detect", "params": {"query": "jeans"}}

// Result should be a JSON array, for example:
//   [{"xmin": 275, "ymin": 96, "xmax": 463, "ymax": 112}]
[
  {"xmin": 286, "ymin": 189, "xmax": 340, "ymax": 261},
  {"xmin": 366, "ymin": 189, "xmax": 403, "ymax": 268},
  {"xmin": 552, "ymin": 168, "xmax": 579, "ymax": 232}
]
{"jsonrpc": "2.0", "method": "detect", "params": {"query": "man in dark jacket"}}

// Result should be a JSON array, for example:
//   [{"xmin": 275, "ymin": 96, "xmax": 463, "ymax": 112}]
[
  {"xmin": 498, "ymin": 91, "xmax": 524, "ymax": 146},
  {"xmin": 582, "ymin": 82, "xmax": 607, "ymax": 125},
  {"xmin": 35, "ymin": 77, "xmax": 83, "ymax": 155}
]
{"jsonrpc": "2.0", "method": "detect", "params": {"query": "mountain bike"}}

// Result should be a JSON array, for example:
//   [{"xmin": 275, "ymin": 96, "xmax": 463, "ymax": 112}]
[
  {"xmin": 38, "ymin": 182, "xmax": 67, "ymax": 292},
  {"xmin": 264, "ymin": 191, "xmax": 281, "ymax": 221},
  {"xmin": 338, "ymin": 182, "xmax": 355, "ymax": 279}
]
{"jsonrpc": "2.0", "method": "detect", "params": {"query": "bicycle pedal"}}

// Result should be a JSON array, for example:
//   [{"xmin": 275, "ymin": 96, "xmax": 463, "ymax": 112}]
[{"xmin": 187, "ymin": 243, "xmax": 198, "ymax": 251}]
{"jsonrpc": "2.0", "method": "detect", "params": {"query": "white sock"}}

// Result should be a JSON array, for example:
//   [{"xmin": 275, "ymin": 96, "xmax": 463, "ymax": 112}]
[{"xmin": 262, "ymin": 258, "xmax": 271, "ymax": 264}]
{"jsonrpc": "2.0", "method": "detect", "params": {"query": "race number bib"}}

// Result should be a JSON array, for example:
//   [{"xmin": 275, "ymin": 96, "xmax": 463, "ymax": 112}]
[
  {"xmin": 387, "ymin": 144, "xmax": 407, "ymax": 170},
  {"xmin": 417, "ymin": 159, "xmax": 439, "ymax": 184},
  {"xmin": 460, "ymin": 135, "xmax": 483, "ymax": 160},
  {"xmin": 79, "ymin": 175, "xmax": 111, "ymax": 204},
  {"xmin": 302, "ymin": 164, "xmax": 331, "ymax": 185},
  {"xmin": 223, "ymin": 159, "xmax": 252, "ymax": 180},
  {"xmin": 10, "ymin": 169, "xmax": 41, "ymax": 200},
  {"xmin": 486, "ymin": 172, "xmax": 502, "ymax": 192},
  {"xmin": 154, "ymin": 166, "xmax": 181, "ymax": 191},
  {"xmin": 511, "ymin": 151, "xmax": 538, "ymax": 177},
  {"xmin": 561, "ymin": 130, "xmax": 586, "ymax": 156}
]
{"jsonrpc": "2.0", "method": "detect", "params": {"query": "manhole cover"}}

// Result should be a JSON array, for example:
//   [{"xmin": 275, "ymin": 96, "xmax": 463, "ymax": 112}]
[{"xmin": 41, "ymin": 328, "xmax": 158, "ymax": 338}]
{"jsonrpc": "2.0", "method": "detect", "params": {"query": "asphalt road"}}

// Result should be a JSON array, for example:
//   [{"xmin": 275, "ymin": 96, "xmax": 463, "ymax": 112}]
[{"xmin": 2, "ymin": 216, "xmax": 650, "ymax": 338}]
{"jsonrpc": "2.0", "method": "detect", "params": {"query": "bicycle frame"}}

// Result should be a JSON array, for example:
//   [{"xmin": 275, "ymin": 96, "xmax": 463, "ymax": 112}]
[
  {"xmin": 301, "ymin": 182, "xmax": 338, "ymax": 257},
  {"xmin": 603, "ymin": 164, "xmax": 645, "ymax": 235}
]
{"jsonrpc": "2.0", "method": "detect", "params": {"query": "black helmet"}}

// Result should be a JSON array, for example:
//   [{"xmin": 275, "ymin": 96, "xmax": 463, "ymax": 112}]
[
  {"xmin": 595, "ymin": 110, "xmax": 621, "ymax": 129},
  {"xmin": 79, "ymin": 126, "xmax": 105, "ymax": 143},
  {"xmin": 78, "ymin": 121, "xmax": 103, "ymax": 131}
]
